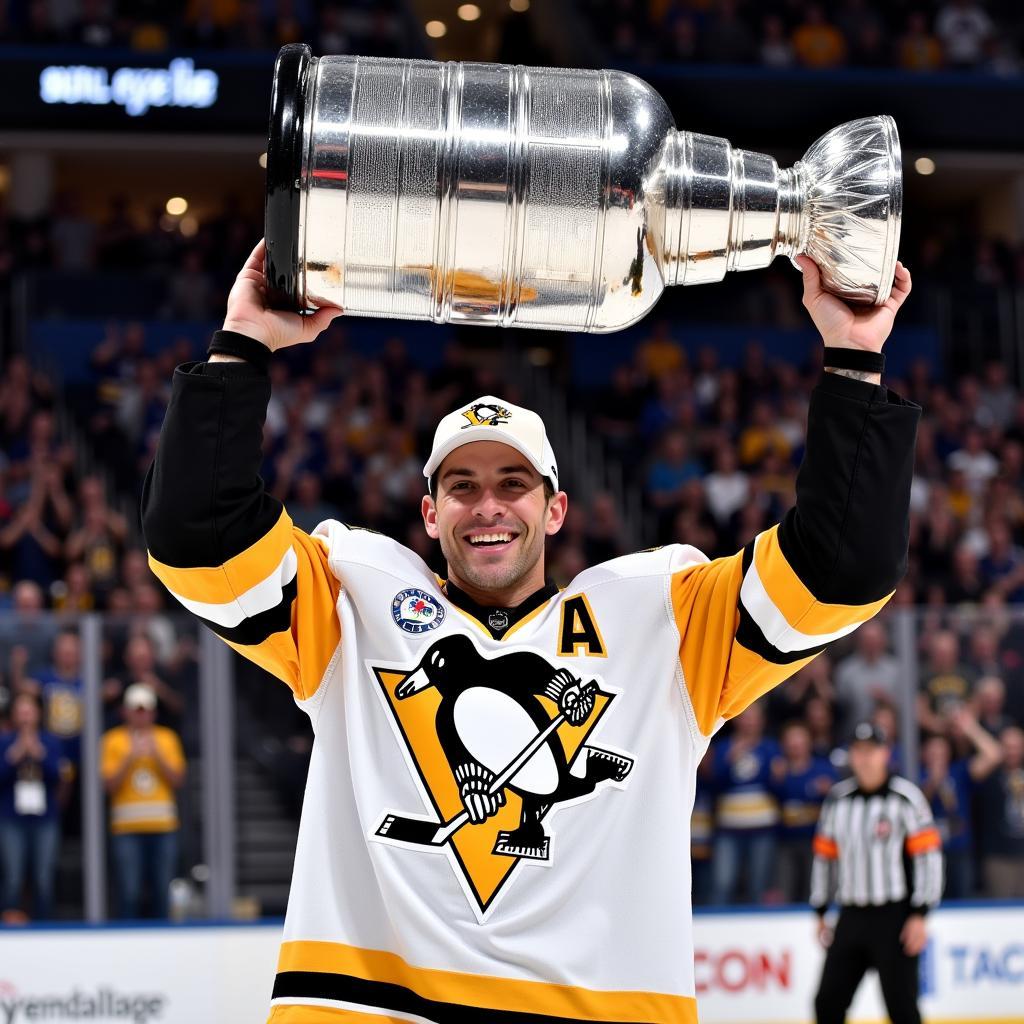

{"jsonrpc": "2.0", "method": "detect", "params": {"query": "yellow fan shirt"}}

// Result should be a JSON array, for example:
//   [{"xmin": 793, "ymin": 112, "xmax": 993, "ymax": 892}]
[{"xmin": 100, "ymin": 725, "xmax": 185, "ymax": 834}]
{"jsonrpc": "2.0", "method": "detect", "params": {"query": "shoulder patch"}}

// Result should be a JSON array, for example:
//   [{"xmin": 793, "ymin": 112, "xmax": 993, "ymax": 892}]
[{"xmin": 392, "ymin": 589, "xmax": 446, "ymax": 634}]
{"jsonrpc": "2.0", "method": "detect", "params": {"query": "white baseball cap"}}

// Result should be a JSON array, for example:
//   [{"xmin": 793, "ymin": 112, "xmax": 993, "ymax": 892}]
[
  {"xmin": 423, "ymin": 395, "xmax": 559, "ymax": 492},
  {"xmin": 123, "ymin": 683, "xmax": 157, "ymax": 710}
]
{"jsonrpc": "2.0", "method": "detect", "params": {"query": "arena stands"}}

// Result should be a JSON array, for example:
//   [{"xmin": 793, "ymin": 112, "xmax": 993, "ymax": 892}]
[
  {"xmin": 576, "ymin": 0, "xmax": 1022, "ymax": 73},
  {"xmin": 0, "ymin": 0, "xmax": 421, "ymax": 59}
]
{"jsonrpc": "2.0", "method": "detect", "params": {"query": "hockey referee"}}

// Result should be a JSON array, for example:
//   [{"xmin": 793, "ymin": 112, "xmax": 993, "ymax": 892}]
[{"xmin": 811, "ymin": 721, "xmax": 943, "ymax": 1024}]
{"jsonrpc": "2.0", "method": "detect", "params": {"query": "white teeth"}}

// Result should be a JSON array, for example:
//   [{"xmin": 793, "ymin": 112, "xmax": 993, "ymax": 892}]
[{"xmin": 468, "ymin": 533, "xmax": 514, "ymax": 545}]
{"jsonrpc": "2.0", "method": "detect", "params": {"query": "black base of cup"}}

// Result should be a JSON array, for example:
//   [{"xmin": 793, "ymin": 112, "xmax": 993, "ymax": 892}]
[{"xmin": 265, "ymin": 43, "xmax": 313, "ymax": 312}]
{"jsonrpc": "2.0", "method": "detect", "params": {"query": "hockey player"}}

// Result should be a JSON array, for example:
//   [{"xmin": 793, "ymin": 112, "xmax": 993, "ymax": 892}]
[{"xmin": 142, "ymin": 238, "xmax": 918, "ymax": 1023}]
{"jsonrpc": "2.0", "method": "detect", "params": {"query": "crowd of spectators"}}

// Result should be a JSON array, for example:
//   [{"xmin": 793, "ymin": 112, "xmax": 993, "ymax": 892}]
[
  {"xmin": 0, "ymin": 611, "xmax": 195, "ymax": 921},
  {"xmin": 0, "ymin": 309, "xmax": 198, "ymax": 918},
  {"xmin": 2, "ymin": 188, "xmax": 259, "ymax": 323},
  {"xmin": 576, "ymin": 222, "xmax": 1023, "ymax": 901},
  {"xmin": 0, "ymin": 0, "xmax": 419, "ymax": 60},
  {"xmin": 584, "ymin": 314, "xmax": 1024, "ymax": 617},
  {"xmin": 692, "ymin": 619, "xmax": 1024, "ymax": 904},
  {"xmin": 586, "ymin": 0, "xmax": 1023, "ymax": 74},
  {"xmin": 1, "ymin": 0, "xmax": 1021, "ymax": 78}
]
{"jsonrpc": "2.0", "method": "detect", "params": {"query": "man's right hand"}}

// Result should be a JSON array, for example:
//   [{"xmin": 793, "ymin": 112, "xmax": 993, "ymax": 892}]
[
  {"xmin": 817, "ymin": 918, "xmax": 833, "ymax": 948},
  {"xmin": 220, "ymin": 238, "xmax": 343, "ymax": 354}
]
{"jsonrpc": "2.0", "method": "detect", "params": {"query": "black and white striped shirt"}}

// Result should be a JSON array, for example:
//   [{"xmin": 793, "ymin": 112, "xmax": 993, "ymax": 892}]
[{"xmin": 810, "ymin": 774, "xmax": 943, "ymax": 914}]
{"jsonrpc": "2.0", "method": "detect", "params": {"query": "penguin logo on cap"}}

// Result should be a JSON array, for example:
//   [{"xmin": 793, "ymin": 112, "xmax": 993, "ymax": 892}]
[{"xmin": 461, "ymin": 403, "xmax": 512, "ymax": 429}]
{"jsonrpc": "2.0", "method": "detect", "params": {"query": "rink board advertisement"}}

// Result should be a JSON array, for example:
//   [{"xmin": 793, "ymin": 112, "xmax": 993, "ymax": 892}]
[
  {"xmin": 692, "ymin": 904, "xmax": 1024, "ymax": 1023},
  {"xmin": 0, "ymin": 905, "xmax": 1020, "ymax": 1023}
]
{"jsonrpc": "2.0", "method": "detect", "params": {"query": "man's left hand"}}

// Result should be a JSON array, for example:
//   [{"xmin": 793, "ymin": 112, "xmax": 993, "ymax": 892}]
[
  {"xmin": 796, "ymin": 255, "xmax": 912, "ymax": 353},
  {"xmin": 900, "ymin": 913, "xmax": 928, "ymax": 956}
]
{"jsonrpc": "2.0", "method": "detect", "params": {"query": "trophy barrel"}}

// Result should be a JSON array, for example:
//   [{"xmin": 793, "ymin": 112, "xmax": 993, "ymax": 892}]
[
  {"xmin": 265, "ymin": 45, "xmax": 676, "ymax": 333},
  {"xmin": 265, "ymin": 46, "xmax": 903, "ymax": 329}
]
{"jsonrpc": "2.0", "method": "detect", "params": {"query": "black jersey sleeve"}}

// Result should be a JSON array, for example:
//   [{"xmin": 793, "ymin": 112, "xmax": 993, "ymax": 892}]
[{"xmin": 141, "ymin": 359, "xmax": 342, "ymax": 700}]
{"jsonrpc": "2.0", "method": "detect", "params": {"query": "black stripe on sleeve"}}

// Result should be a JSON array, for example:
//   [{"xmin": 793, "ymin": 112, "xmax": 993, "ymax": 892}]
[
  {"xmin": 735, "ymin": 606, "xmax": 830, "ymax": 666},
  {"xmin": 271, "ymin": 971, "xmax": 638, "ymax": 1024},
  {"xmin": 186, "ymin": 576, "xmax": 297, "ymax": 647}
]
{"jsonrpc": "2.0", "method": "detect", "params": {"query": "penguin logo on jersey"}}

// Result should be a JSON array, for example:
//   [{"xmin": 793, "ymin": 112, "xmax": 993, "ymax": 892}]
[
  {"xmin": 461, "ymin": 402, "xmax": 512, "ymax": 428},
  {"xmin": 369, "ymin": 634, "xmax": 634, "ymax": 919}
]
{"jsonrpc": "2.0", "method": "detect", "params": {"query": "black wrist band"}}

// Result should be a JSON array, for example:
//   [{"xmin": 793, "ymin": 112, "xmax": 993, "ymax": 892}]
[
  {"xmin": 822, "ymin": 347, "xmax": 885, "ymax": 374},
  {"xmin": 207, "ymin": 330, "xmax": 272, "ymax": 373}
]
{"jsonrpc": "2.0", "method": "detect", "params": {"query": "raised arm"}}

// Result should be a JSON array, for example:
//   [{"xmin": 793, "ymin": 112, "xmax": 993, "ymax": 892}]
[
  {"xmin": 141, "ymin": 240, "xmax": 345, "ymax": 700},
  {"xmin": 672, "ymin": 260, "xmax": 919, "ymax": 737},
  {"xmin": 954, "ymin": 706, "xmax": 1003, "ymax": 781}
]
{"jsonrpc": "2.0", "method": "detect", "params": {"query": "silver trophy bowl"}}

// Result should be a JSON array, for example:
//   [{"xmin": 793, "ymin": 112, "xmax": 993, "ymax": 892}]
[{"xmin": 265, "ymin": 45, "xmax": 901, "ymax": 333}]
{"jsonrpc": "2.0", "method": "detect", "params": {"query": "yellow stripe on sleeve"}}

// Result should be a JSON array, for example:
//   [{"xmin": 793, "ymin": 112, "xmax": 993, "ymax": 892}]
[
  {"xmin": 148, "ymin": 508, "xmax": 294, "ymax": 605},
  {"xmin": 672, "ymin": 550, "xmax": 816, "ymax": 734},
  {"xmin": 719, "ymin": 643, "xmax": 818, "ymax": 721},
  {"xmin": 671, "ymin": 549, "xmax": 745, "ymax": 736},
  {"xmin": 222, "ymin": 529, "xmax": 341, "ymax": 700},
  {"xmin": 672, "ymin": 526, "xmax": 897, "ymax": 735},
  {"xmin": 752, "ymin": 526, "xmax": 891, "ymax": 638}
]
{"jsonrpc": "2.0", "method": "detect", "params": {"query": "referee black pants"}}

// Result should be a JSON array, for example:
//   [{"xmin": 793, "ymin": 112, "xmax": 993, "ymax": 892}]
[{"xmin": 815, "ymin": 903, "xmax": 921, "ymax": 1024}]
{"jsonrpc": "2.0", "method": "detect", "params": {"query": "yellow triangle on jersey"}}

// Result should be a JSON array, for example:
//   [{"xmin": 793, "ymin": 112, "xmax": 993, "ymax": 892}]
[{"xmin": 373, "ymin": 666, "xmax": 613, "ymax": 913}]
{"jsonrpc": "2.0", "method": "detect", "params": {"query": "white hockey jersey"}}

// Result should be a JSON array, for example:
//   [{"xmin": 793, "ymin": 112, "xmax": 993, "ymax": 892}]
[{"xmin": 152, "ymin": 514, "xmax": 889, "ymax": 1024}]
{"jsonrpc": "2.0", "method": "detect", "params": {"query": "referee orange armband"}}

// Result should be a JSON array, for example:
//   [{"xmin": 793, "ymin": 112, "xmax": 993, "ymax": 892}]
[
  {"xmin": 813, "ymin": 835, "xmax": 838, "ymax": 860},
  {"xmin": 905, "ymin": 827, "xmax": 941, "ymax": 855}
]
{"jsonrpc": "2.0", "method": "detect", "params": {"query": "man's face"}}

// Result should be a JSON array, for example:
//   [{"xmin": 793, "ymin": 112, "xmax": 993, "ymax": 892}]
[
  {"xmin": 782, "ymin": 725, "xmax": 811, "ymax": 761},
  {"xmin": 422, "ymin": 441, "xmax": 566, "ymax": 596},
  {"xmin": 54, "ymin": 634, "xmax": 80, "ymax": 674},
  {"xmin": 857, "ymin": 621, "xmax": 885, "ymax": 658},
  {"xmin": 734, "ymin": 705, "xmax": 764, "ymax": 741},
  {"xmin": 126, "ymin": 637, "xmax": 154, "ymax": 674},
  {"xmin": 12, "ymin": 696, "xmax": 40, "ymax": 731},
  {"xmin": 1002, "ymin": 728, "xmax": 1024, "ymax": 769},
  {"xmin": 849, "ymin": 741, "xmax": 890, "ymax": 785},
  {"xmin": 930, "ymin": 633, "xmax": 958, "ymax": 671},
  {"xmin": 125, "ymin": 704, "xmax": 155, "ymax": 728}
]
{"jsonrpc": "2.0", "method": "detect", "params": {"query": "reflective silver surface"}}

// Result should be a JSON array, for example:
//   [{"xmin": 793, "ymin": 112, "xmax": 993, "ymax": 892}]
[{"xmin": 293, "ymin": 55, "xmax": 901, "ymax": 332}]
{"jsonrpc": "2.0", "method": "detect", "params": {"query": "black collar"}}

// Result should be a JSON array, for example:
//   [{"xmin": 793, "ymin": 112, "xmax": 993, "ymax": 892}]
[
  {"xmin": 442, "ymin": 579, "xmax": 558, "ymax": 640},
  {"xmin": 854, "ymin": 773, "xmax": 893, "ymax": 799}
]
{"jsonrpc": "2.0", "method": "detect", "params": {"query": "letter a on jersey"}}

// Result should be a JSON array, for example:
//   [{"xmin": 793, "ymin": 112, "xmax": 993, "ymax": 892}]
[{"xmin": 369, "ymin": 634, "xmax": 634, "ymax": 918}]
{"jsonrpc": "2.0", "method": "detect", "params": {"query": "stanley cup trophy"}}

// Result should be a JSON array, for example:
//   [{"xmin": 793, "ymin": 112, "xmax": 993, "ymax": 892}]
[{"xmin": 264, "ymin": 44, "xmax": 902, "ymax": 333}]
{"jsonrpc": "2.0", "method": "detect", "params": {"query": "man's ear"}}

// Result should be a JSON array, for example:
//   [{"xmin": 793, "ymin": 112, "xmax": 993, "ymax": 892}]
[
  {"xmin": 544, "ymin": 491, "xmax": 568, "ymax": 536},
  {"xmin": 422, "ymin": 494, "xmax": 439, "ymax": 540}
]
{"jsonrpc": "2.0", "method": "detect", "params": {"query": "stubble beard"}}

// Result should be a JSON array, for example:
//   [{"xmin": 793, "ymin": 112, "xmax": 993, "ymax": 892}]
[{"xmin": 440, "ymin": 527, "xmax": 544, "ymax": 596}]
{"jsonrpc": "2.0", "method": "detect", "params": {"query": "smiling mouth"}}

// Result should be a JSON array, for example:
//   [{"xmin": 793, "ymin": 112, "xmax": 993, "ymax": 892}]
[{"xmin": 464, "ymin": 531, "xmax": 519, "ymax": 549}]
